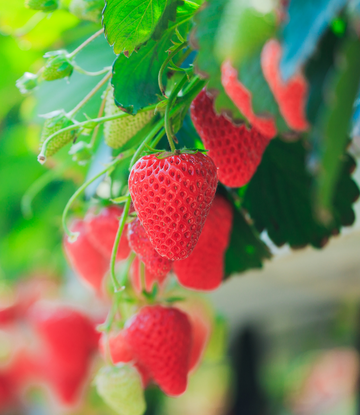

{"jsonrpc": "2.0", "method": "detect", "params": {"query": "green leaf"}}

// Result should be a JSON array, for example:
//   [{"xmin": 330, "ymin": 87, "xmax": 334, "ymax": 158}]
[
  {"xmin": 111, "ymin": 1, "xmax": 197, "ymax": 113},
  {"xmin": 103, "ymin": 0, "xmax": 168, "ymax": 55},
  {"xmin": 152, "ymin": 0, "xmax": 184, "ymax": 40},
  {"xmin": 222, "ymin": 190, "xmax": 271, "ymax": 277},
  {"xmin": 238, "ymin": 49, "xmax": 289, "ymax": 134},
  {"xmin": 243, "ymin": 139, "xmax": 359, "ymax": 249},
  {"xmin": 191, "ymin": 0, "xmax": 245, "ymax": 122},
  {"xmin": 314, "ymin": 38, "xmax": 360, "ymax": 221},
  {"xmin": 214, "ymin": 0, "xmax": 277, "ymax": 66}
]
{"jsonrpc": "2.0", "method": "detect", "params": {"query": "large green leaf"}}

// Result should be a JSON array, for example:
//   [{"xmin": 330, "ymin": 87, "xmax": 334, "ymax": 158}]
[
  {"xmin": 314, "ymin": 38, "xmax": 360, "ymax": 220},
  {"xmin": 224, "ymin": 198, "xmax": 272, "ymax": 277},
  {"xmin": 243, "ymin": 139, "xmax": 359, "ymax": 249},
  {"xmin": 111, "ymin": 1, "xmax": 197, "ymax": 113},
  {"xmin": 103, "ymin": 0, "xmax": 168, "ymax": 55}
]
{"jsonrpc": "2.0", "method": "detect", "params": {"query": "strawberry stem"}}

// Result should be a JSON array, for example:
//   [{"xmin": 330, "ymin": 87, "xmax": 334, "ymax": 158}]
[
  {"xmin": 68, "ymin": 71, "xmax": 112, "ymax": 118},
  {"xmin": 158, "ymin": 41, "xmax": 188, "ymax": 98},
  {"xmin": 164, "ymin": 74, "xmax": 188, "ymax": 152},
  {"xmin": 62, "ymin": 150, "xmax": 135, "ymax": 240},
  {"xmin": 72, "ymin": 64, "xmax": 112, "ymax": 77},
  {"xmin": 89, "ymin": 86, "xmax": 110, "ymax": 149},
  {"xmin": 110, "ymin": 195, "xmax": 132, "ymax": 292},
  {"xmin": 67, "ymin": 28, "xmax": 105, "ymax": 59}
]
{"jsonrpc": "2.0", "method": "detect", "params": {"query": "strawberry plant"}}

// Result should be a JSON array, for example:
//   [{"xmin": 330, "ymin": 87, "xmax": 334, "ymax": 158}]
[{"xmin": 0, "ymin": 0, "xmax": 360, "ymax": 413}]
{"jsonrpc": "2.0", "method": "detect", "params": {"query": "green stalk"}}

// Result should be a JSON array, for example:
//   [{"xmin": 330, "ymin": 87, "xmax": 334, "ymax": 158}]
[{"xmin": 110, "ymin": 195, "xmax": 131, "ymax": 292}]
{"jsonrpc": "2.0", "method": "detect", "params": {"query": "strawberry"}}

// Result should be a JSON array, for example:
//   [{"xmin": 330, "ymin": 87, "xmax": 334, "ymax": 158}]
[
  {"xmin": 173, "ymin": 195, "xmax": 233, "ymax": 291},
  {"xmin": 85, "ymin": 205, "xmax": 131, "ymax": 261},
  {"xmin": 63, "ymin": 220, "xmax": 109, "ymax": 293},
  {"xmin": 128, "ymin": 152, "xmax": 218, "ymax": 260},
  {"xmin": 42, "ymin": 51, "xmax": 73, "ymax": 81},
  {"xmin": 221, "ymin": 60, "xmax": 277, "ymax": 139},
  {"xmin": 130, "ymin": 258, "xmax": 168, "ymax": 294},
  {"xmin": 191, "ymin": 90, "xmax": 271, "ymax": 187},
  {"xmin": 16, "ymin": 72, "xmax": 38, "ymax": 94},
  {"xmin": 104, "ymin": 92, "xmax": 153, "ymax": 149},
  {"xmin": 28, "ymin": 303, "xmax": 98, "ymax": 404},
  {"xmin": 39, "ymin": 110, "xmax": 76, "ymax": 158},
  {"xmin": 124, "ymin": 305, "xmax": 192, "ymax": 396},
  {"xmin": 128, "ymin": 217, "xmax": 172, "ymax": 279},
  {"xmin": 69, "ymin": 0, "xmax": 104, "ymax": 22},
  {"xmin": 25, "ymin": 0, "xmax": 58, "ymax": 11},
  {"xmin": 261, "ymin": 39, "xmax": 309, "ymax": 131},
  {"xmin": 95, "ymin": 364, "xmax": 146, "ymax": 415},
  {"xmin": 100, "ymin": 332, "xmax": 151, "ymax": 386}
]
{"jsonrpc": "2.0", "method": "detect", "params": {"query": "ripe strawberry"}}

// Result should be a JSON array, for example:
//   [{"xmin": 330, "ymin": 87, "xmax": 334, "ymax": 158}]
[
  {"xmin": 128, "ymin": 152, "xmax": 218, "ymax": 260},
  {"xmin": 221, "ymin": 60, "xmax": 277, "ymax": 139},
  {"xmin": 104, "ymin": 92, "xmax": 153, "ymax": 149},
  {"xmin": 100, "ymin": 332, "xmax": 151, "ymax": 386},
  {"xmin": 85, "ymin": 205, "xmax": 131, "ymax": 261},
  {"xmin": 128, "ymin": 217, "xmax": 172, "ymax": 279},
  {"xmin": 25, "ymin": 0, "xmax": 58, "ymax": 11},
  {"xmin": 191, "ymin": 90, "xmax": 271, "ymax": 187},
  {"xmin": 39, "ymin": 110, "xmax": 76, "ymax": 158},
  {"xmin": 95, "ymin": 364, "xmax": 146, "ymax": 415},
  {"xmin": 63, "ymin": 220, "xmax": 109, "ymax": 293},
  {"xmin": 28, "ymin": 303, "xmax": 98, "ymax": 404},
  {"xmin": 69, "ymin": 0, "xmax": 103, "ymax": 22},
  {"xmin": 261, "ymin": 39, "xmax": 309, "ymax": 131},
  {"xmin": 130, "ymin": 258, "xmax": 168, "ymax": 294},
  {"xmin": 173, "ymin": 195, "xmax": 233, "ymax": 291},
  {"xmin": 124, "ymin": 305, "xmax": 192, "ymax": 396}
]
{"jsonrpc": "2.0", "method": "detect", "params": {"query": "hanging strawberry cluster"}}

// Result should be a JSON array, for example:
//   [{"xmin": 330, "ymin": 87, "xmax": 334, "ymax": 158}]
[{"xmin": 15, "ymin": 0, "xmax": 360, "ymax": 413}]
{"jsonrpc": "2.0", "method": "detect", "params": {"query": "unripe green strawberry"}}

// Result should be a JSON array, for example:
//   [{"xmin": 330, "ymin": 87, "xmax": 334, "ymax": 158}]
[
  {"xmin": 42, "ymin": 51, "xmax": 73, "ymax": 81},
  {"xmin": 69, "ymin": 0, "xmax": 104, "ymax": 22},
  {"xmin": 16, "ymin": 72, "xmax": 38, "ymax": 94},
  {"xmin": 68, "ymin": 141, "xmax": 93, "ymax": 165},
  {"xmin": 40, "ymin": 110, "xmax": 76, "ymax": 157},
  {"xmin": 95, "ymin": 364, "xmax": 146, "ymax": 415},
  {"xmin": 25, "ymin": 0, "xmax": 58, "ymax": 11},
  {"xmin": 104, "ymin": 92, "xmax": 153, "ymax": 149}
]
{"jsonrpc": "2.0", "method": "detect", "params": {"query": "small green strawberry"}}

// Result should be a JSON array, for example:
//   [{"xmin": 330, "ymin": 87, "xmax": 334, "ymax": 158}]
[
  {"xmin": 104, "ymin": 92, "xmax": 153, "ymax": 149},
  {"xmin": 39, "ymin": 110, "xmax": 77, "ymax": 157},
  {"xmin": 95, "ymin": 364, "xmax": 146, "ymax": 415},
  {"xmin": 42, "ymin": 51, "xmax": 73, "ymax": 81},
  {"xmin": 68, "ymin": 141, "xmax": 93, "ymax": 165},
  {"xmin": 69, "ymin": 0, "xmax": 104, "ymax": 22},
  {"xmin": 25, "ymin": 0, "xmax": 58, "ymax": 11},
  {"xmin": 16, "ymin": 72, "xmax": 38, "ymax": 94}
]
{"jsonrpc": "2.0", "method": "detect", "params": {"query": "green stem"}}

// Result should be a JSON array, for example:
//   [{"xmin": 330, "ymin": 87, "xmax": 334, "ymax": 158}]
[
  {"xmin": 67, "ymin": 28, "xmax": 104, "ymax": 59},
  {"xmin": 164, "ymin": 74, "xmax": 189, "ymax": 151},
  {"xmin": 158, "ymin": 41, "xmax": 188, "ymax": 97},
  {"xmin": 68, "ymin": 71, "xmax": 111, "ymax": 118},
  {"xmin": 21, "ymin": 163, "xmax": 68, "ymax": 219},
  {"xmin": 14, "ymin": 11, "xmax": 46, "ymax": 37},
  {"xmin": 62, "ymin": 150, "xmax": 134, "ymax": 239},
  {"xmin": 89, "ymin": 86, "xmax": 109, "ymax": 149},
  {"xmin": 110, "ymin": 195, "xmax": 132, "ymax": 292},
  {"xmin": 72, "ymin": 64, "xmax": 112, "ymax": 77}
]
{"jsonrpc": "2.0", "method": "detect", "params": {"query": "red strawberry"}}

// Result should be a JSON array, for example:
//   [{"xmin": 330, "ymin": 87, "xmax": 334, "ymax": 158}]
[
  {"xmin": 130, "ymin": 258, "xmax": 168, "ymax": 294},
  {"xmin": 124, "ymin": 305, "xmax": 192, "ymax": 396},
  {"xmin": 63, "ymin": 220, "xmax": 109, "ymax": 293},
  {"xmin": 221, "ymin": 60, "xmax": 277, "ymax": 139},
  {"xmin": 173, "ymin": 195, "xmax": 233, "ymax": 291},
  {"xmin": 128, "ymin": 152, "xmax": 218, "ymax": 260},
  {"xmin": 191, "ymin": 90, "xmax": 271, "ymax": 187},
  {"xmin": 128, "ymin": 217, "xmax": 173, "ymax": 279},
  {"xmin": 100, "ymin": 332, "xmax": 151, "ymax": 386},
  {"xmin": 261, "ymin": 39, "xmax": 309, "ymax": 131},
  {"xmin": 85, "ymin": 205, "xmax": 131, "ymax": 261},
  {"xmin": 0, "ymin": 372, "xmax": 14, "ymax": 412},
  {"xmin": 28, "ymin": 304, "xmax": 98, "ymax": 404}
]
